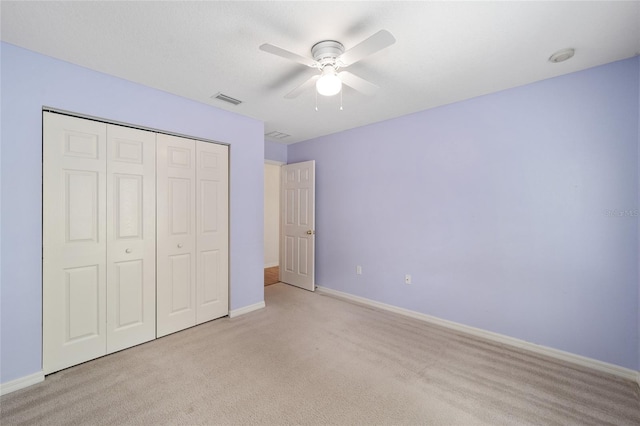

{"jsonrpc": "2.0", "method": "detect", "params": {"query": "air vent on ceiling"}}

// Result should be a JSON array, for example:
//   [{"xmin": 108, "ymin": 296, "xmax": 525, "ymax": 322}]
[
  {"xmin": 211, "ymin": 92, "xmax": 242, "ymax": 106},
  {"xmin": 265, "ymin": 131, "xmax": 290, "ymax": 140}
]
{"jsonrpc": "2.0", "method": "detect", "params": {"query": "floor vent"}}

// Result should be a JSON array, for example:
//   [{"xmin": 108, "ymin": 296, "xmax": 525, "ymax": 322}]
[
  {"xmin": 265, "ymin": 131, "xmax": 290, "ymax": 140},
  {"xmin": 211, "ymin": 92, "xmax": 242, "ymax": 106}
]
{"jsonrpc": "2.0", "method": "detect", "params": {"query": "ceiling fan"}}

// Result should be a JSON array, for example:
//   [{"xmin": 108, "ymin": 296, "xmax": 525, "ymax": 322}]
[{"xmin": 259, "ymin": 30, "xmax": 396, "ymax": 99}]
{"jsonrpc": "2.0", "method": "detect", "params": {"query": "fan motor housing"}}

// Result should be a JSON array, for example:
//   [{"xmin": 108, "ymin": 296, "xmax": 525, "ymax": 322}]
[{"xmin": 311, "ymin": 40, "xmax": 344, "ymax": 66}]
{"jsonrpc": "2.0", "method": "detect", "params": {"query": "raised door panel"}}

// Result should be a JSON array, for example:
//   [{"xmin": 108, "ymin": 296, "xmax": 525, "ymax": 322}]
[
  {"xmin": 65, "ymin": 170, "xmax": 100, "ymax": 243},
  {"xmin": 196, "ymin": 142, "xmax": 229, "ymax": 324},
  {"xmin": 43, "ymin": 112, "xmax": 108, "ymax": 374},
  {"xmin": 169, "ymin": 253, "xmax": 193, "ymax": 312},
  {"xmin": 113, "ymin": 260, "xmax": 144, "ymax": 325},
  {"xmin": 157, "ymin": 134, "xmax": 197, "ymax": 337},
  {"xmin": 168, "ymin": 178, "xmax": 192, "ymax": 235},
  {"xmin": 65, "ymin": 265, "xmax": 101, "ymax": 340},
  {"xmin": 106, "ymin": 124, "xmax": 156, "ymax": 353}
]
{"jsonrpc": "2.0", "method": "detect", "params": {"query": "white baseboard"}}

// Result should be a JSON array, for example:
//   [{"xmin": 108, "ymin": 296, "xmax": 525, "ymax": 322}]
[
  {"xmin": 229, "ymin": 300, "xmax": 266, "ymax": 318},
  {"xmin": 316, "ymin": 286, "xmax": 639, "ymax": 383},
  {"xmin": 0, "ymin": 371, "xmax": 45, "ymax": 396}
]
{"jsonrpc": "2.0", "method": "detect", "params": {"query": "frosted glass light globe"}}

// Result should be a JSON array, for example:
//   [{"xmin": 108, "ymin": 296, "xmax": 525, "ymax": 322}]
[{"xmin": 316, "ymin": 67, "xmax": 342, "ymax": 96}]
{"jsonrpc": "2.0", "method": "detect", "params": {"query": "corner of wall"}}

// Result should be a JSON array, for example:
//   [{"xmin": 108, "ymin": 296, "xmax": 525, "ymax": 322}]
[
  {"xmin": 264, "ymin": 139, "xmax": 288, "ymax": 164},
  {"xmin": 636, "ymin": 54, "xmax": 640, "ymax": 372},
  {"xmin": 229, "ymin": 301, "xmax": 265, "ymax": 318}
]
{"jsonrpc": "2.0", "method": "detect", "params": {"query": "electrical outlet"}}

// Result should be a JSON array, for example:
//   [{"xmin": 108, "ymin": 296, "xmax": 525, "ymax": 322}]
[
  {"xmin": 405, "ymin": 274, "xmax": 412, "ymax": 284},
  {"xmin": 356, "ymin": 265, "xmax": 362, "ymax": 275}
]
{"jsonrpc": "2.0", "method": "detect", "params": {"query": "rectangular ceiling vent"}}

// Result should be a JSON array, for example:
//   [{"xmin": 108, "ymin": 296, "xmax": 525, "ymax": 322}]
[
  {"xmin": 211, "ymin": 92, "xmax": 242, "ymax": 106},
  {"xmin": 265, "ymin": 131, "xmax": 291, "ymax": 140}
]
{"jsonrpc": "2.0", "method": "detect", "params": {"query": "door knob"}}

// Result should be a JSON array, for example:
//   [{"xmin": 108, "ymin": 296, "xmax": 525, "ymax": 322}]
[
  {"xmin": 306, "ymin": 230, "xmax": 315, "ymax": 235},
  {"xmin": 177, "ymin": 243, "xmax": 183, "ymax": 248},
  {"xmin": 125, "ymin": 248, "xmax": 132, "ymax": 254}
]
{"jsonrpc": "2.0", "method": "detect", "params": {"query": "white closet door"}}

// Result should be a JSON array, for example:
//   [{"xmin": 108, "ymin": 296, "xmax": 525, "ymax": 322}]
[
  {"xmin": 196, "ymin": 142, "xmax": 229, "ymax": 323},
  {"xmin": 43, "ymin": 112, "xmax": 107, "ymax": 374},
  {"xmin": 106, "ymin": 125, "xmax": 156, "ymax": 352},
  {"xmin": 156, "ymin": 134, "xmax": 197, "ymax": 337}
]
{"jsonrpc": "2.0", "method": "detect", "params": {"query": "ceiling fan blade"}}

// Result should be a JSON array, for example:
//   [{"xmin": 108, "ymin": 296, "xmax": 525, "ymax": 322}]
[
  {"xmin": 259, "ymin": 43, "xmax": 317, "ymax": 67},
  {"xmin": 339, "ymin": 30, "xmax": 396, "ymax": 67},
  {"xmin": 338, "ymin": 71, "xmax": 379, "ymax": 96},
  {"xmin": 285, "ymin": 75, "xmax": 320, "ymax": 99}
]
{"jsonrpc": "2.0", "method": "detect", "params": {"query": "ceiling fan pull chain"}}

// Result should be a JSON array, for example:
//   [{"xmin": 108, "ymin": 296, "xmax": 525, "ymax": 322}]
[
  {"xmin": 315, "ymin": 90, "xmax": 319, "ymax": 111},
  {"xmin": 340, "ymin": 89, "xmax": 343, "ymax": 111}
]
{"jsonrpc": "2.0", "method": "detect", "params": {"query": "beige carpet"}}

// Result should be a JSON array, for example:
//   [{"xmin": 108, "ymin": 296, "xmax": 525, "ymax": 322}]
[{"xmin": 2, "ymin": 283, "xmax": 639, "ymax": 425}]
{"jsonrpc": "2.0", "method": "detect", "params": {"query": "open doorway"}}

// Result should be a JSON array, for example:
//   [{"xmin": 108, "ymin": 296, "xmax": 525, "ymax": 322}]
[{"xmin": 264, "ymin": 162, "xmax": 281, "ymax": 286}]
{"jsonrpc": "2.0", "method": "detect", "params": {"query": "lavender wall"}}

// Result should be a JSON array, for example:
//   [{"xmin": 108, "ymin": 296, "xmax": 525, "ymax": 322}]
[
  {"xmin": 0, "ymin": 43, "xmax": 265, "ymax": 384},
  {"xmin": 265, "ymin": 139, "xmax": 287, "ymax": 163},
  {"xmin": 289, "ymin": 57, "xmax": 640, "ymax": 370}
]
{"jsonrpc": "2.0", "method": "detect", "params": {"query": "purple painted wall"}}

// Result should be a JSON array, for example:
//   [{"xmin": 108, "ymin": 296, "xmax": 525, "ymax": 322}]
[
  {"xmin": 0, "ymin": 43, "xmax": 265, "ymax": 384},
  {"xmin": 265, "ymin": 139, "xmax": 287, "ymax": 163},
  {"xmin": 289, "ymin": 57, "xmax": 640, "ymax": 370}
]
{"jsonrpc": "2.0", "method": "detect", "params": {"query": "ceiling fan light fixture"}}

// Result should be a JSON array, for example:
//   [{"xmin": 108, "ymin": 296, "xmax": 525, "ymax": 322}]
[{"xmin": 316, "ymin": 66, "xmax": 342, "ymax": 96}]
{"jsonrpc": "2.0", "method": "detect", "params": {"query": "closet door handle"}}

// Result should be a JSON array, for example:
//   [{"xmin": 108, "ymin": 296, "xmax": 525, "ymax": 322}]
[
  {"xmin": 177, "ymin": 243, "xmax": 183, "ymax": 248},
  {"xmin": 125, "ymin": 248, "xmax": 132, "ymax": 254}
]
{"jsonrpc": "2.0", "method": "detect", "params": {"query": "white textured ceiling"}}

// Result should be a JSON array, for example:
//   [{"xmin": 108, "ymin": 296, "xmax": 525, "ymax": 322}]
[{"xmin": 2, "ymin": 1, "xmax": 639, "ymax": 144}]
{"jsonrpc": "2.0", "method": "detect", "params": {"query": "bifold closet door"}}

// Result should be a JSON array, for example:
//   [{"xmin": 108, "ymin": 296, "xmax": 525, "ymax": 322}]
[
  {"xmin": 44, "ymin": 112, "xmax": 228, "ymax": 371},
  {"xmin": 157, "ymin": 135, "xmax": 229, "ymax": 336},
  {"xmin": 156, "ymin": 134, "xmax": 197, "ymax": 337},
  {"xmin": 196, "ymin": 142, "xmax": 229, "ymax": 323},
  {"xmin": 43, "ymin": 113, "xmax": 108, "ymax": 374},
  {"xmin": 44, "ymin": 113, "xmax": 157, "ymax": 374},
  {"xmin": 106, "ymin": 124, "xmax": 156, "ymax": 353}
]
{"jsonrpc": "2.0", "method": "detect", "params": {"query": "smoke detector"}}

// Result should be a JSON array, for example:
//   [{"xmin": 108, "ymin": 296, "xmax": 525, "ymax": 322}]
[{"xmin": 549, "ymin": 48, "xmax": 575, "ymax": 63}]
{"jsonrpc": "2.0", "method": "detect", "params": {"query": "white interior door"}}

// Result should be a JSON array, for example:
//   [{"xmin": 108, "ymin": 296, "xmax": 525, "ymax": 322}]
[
  {"xmin": 43, "ymin": 112, "xmax": 108, "ymax": 374},
  {"xmin": 106, "ymin": 124, "xmax": 156, "ymax": 352},
  {"xmin": 156, "ymin": 134, "xmax": 197, "ymax": 337},
  {"xmin": 195, "ymin": 142, "xmax": 229, "ymax": 324},
  {"xmin": 280, "ymin": 160, "xmax": 316, "ymax": 291}
]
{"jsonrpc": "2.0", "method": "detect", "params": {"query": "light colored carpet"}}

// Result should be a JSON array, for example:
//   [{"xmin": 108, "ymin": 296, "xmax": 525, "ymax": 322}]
[{"xmin": 1, "ymin": 283, "xmax": 639, "ymax": 425}]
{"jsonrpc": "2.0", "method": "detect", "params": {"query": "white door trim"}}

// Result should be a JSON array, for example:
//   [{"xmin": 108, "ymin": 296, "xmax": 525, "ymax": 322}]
[{"xmin": 42, "ymin": 107, "xmax": 229, "ymax": 148}]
